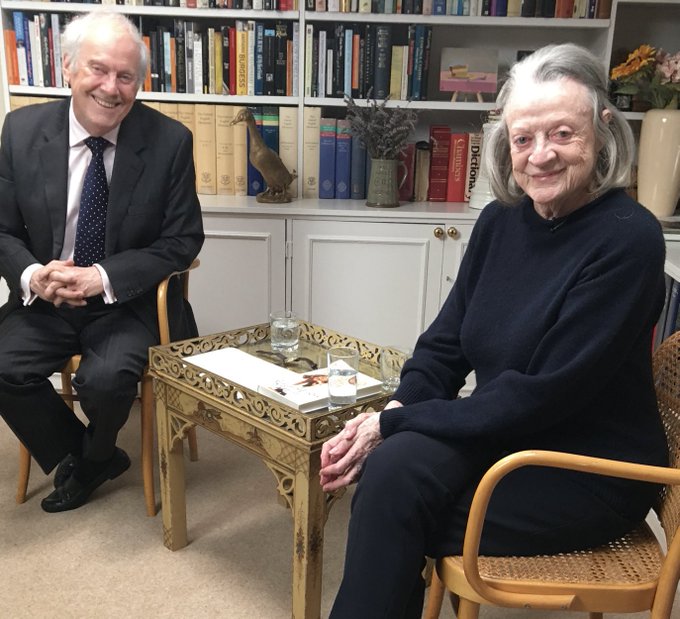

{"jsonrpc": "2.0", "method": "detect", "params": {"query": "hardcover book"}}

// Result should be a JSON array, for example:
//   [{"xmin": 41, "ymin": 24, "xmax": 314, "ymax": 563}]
[
  {"xmin": 373, "ymin": 24, "xmax": 392, "ymax": 100},
  {"xmin": 247, "ymin": 106, "xmax": 265, "ymax": 196},
  {"xmin": 232, "ymin": 106, "xmax": 249, "ymax": 196},
  {"xmin": 319, "ymin": 117, "xmax": 338, "ymax": 199},
  {"xmin": 216, "ymin": 105, "xmax": 236, "ymax": 195},
  {"xmin": 446, "ymin": 132, "xmax": 469, "ymax": 203},
  {"xmin": 279, "ymin": 106, "xmax": 299, "ymax": 198},
  {"xmin": 427, "ymin": 125, "xmax": 451, "ymax": 201},
  {"xmin": 350, "ymin": 137, "xmax": 367, "ymax": 199},
  {"xmin": 335, "ymin": 118, "xmax": 352, "ymax": 199},
  {"xmin": 194, "ymin": 104, "xmax": 217, "ymax": 195},
  {"xmin": 464, "ymin": 131, "xmax": 483, "ymax": 202},
  {"xmin": 302, "ymin": 106, "xmax": 321, "ymax": 198}
]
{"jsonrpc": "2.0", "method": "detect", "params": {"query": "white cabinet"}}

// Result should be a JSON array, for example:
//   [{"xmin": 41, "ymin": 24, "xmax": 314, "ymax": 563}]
[
  {"xmin": 290, "ymin": 217, "xmax": 473, "ymax": 349},
  {"xmin": 192, "ymin": 212, "xmax": 286, "ymax": 336}
]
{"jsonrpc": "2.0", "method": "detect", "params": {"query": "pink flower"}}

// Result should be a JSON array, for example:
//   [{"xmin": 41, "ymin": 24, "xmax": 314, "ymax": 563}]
[{"xmin": 658, "ymin": 51, "xmax": 680, "ymax": 85}]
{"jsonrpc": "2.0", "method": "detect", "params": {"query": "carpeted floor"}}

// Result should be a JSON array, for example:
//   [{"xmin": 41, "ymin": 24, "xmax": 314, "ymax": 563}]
[{"xmin": 0, "ymin": 404, "xmax": 675, "ymax": 618}]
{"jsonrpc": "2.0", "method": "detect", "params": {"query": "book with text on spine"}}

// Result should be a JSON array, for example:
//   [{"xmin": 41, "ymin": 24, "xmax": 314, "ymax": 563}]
[{"xmin": 184, "ymin": 347, "xmax": 382, "ymax": 413}]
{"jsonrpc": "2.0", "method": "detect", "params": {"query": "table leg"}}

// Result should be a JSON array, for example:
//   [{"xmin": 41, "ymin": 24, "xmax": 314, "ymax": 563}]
[
  {"xmin": 291, "ymin": 454, "xmax": 326, "ymax": 619},
  {"xmin": 156, "ymin": 391, "xmax": 188, "ymax": 551}
]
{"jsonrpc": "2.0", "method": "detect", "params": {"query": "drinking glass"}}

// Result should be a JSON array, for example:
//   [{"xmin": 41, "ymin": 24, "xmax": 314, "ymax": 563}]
[
  {"xmin": 327, "ymin": 346, "xmax": 359, "ymax": 407},
  {"xmin": 269, "ymin": 310, "xmax": 300, "ymax": 352},
  {"xmin": 380, "ymin": 346, "xmax": 411, "ymax": 394}
]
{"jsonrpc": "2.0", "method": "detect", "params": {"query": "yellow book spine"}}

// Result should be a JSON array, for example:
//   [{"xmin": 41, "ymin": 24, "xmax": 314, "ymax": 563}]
[
  {"xmin": 232, "ymin": 106, "xmax": 248, "ymax": 196},
  {"xmin": 302, "ymin": 106, "xmax": 321, "ymax": 199},
  {"xmin": 215, "ymin": 105, "xmax": 235, "ymax": 195},
  {"xmin": 389, "ymin": 46, "xmax": 404, "ymax": 100},
  {"xmin": 194, "ymin": 104, "xmax": 217, "ymax": 195},
  {"xmin": 235, "ymin": 21, "xmax": 248, "ymax": 96},
  {"xmin": 176, "ymin": 103, "xmax": 197, "ymax": 177},
  {"xmin": 159, "ymin": 102, "xmax": 179, "ymax": 122}
]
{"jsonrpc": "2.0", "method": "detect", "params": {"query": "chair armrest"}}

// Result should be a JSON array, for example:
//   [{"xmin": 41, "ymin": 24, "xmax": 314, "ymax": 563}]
[
  {"xmin": 156, "ymin": 259, "xmax": 200, "ymax": 345},
  {"xmin": 461, "ymin": 449, "xmax": 680, "ymax": 610}
]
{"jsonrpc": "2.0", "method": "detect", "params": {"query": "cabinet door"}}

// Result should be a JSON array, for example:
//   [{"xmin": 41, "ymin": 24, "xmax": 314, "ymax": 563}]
[
  {"xmin": 439, "ymin": 223, "xmax": 475, "ymax": 307},
  {"xmin": 291, "ymin": 219, "xmax": 445, "ymax": 349},
  {"xmin": 192, "ymin": 214, "xmax": 286, "ymax": 336}
]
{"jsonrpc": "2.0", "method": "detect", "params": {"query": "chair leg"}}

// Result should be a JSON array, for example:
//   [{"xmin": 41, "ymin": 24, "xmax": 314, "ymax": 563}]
[
  {"xmin": 187, "ymin": 427, "xmax": 199, "ymax": 462},
  {"xmin": 16, "ymin": 443, "xmax": 31, "ymax": 504},
  {"xmin": 422, "ymin": 564, "xmax": 446, "ymax": 619},
  {"xmin": 457, "ymin": 597, "xmax": 480, "ymax": 619},
  {"xmin": 140, "ymin": 374, "xmax": 157, "ymax": 517}
]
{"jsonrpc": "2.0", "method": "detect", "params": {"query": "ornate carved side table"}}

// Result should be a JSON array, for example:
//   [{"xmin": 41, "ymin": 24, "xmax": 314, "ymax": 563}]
[{"xmin": 149, "ymin": 322, "xmax": 388, "ymax": 619}]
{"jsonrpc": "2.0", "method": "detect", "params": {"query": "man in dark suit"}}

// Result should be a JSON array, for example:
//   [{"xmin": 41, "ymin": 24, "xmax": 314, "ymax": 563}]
[{"xmin": 0, "ymin": 12, "xmax": 204, "ymax": 512}]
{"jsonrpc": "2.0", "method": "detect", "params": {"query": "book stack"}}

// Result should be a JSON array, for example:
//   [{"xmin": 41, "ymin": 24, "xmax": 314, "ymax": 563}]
[{"xmin": 184, "ymin": 347, "xmax": 382, "ymax": 413}]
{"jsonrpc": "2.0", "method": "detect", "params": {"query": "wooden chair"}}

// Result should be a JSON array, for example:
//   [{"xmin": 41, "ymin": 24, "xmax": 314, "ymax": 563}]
[
  {"xmin": 423, "ymin": 329, "xmax": 680, "ymax": 619},
  {"xmin": 15, "ymin": 260, "xmax": 201, "ymax": 517}
]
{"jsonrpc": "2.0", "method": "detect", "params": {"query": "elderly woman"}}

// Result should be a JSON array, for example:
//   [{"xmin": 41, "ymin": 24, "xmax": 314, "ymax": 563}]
[{"xmin": 320, "ymin": 43, "xmax": 668, "ymax": 618}]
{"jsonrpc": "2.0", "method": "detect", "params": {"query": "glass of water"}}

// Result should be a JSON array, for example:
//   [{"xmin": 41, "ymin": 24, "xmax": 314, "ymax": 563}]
[
  {"xmin": 327, "ymin": 346, "xmax": 359, "ymax": 407},
  {"xmin": 269, "ymin": 310, "xmax": 300, "ymax": 352},
  {"xmin": 380, "ymin": 346, "xmax": 411, "ymax": 394}
]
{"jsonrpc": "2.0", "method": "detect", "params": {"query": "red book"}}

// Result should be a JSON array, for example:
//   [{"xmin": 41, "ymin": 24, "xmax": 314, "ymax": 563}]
[
  {"xmin": 427, "ymin": 125, "xmax": 451, "ymax": 202},
  {"xmin": 555, "ymin": 0, "xmax": 575, "ymax": 17},
  {"xmin": 446, "ymin": 133, "xmax": 469, "ymax": 203},
  {"xmin": 398, "ymin": 142, "xmax": 416, "ymax": 202},
  {"xmin": 228, "ymin": 26, "xmax": 237, "ymax": 98}
]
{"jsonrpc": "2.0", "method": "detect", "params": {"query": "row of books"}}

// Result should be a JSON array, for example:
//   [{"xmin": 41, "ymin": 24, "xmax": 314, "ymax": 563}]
[
  {"xmin": 38, "ymin": 0, "xmax": 298, "ymax": 9},
  {"xmin": 143, "ymin": 19, "xmax": 299, "ymax": 96},
  {"xmin": 304, "ymin": 23, "xmax": 432, "ymax": 101},
  {"xmin": 4, "ymin": 12, "xmax": 302, "ymax": 97},
  {"xmin": 307, "ymin": 0, "xmax": 611, "ymax": 17},
  {"xmin": 303, "ymin": 107, "xmax": 483, "ymax": 203}
]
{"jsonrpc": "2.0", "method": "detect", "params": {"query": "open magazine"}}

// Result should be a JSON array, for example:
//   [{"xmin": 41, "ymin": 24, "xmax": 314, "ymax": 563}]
[{"xmin": 184, "ymin": 347, "xmax": 382, "ymax": 413}]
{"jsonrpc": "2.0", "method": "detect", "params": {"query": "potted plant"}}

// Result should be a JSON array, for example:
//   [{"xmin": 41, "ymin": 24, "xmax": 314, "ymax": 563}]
[
  {"xmin": 344, "ymin": 94, "xmax": 418, "ymax": 207},
  {"xmin": 610, "ymin": 45, "xmax": 680, "ymax": 218}
]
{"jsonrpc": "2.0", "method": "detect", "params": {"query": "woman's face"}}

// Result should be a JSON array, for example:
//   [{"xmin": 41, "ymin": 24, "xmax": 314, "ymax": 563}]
[{"xmin": 505, "ymin": 77, "xmax": 598, "ymax": 218}]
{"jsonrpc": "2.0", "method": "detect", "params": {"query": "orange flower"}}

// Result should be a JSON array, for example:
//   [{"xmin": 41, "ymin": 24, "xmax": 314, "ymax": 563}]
[{"xmin": 610, "ymin": 44, "xmax": 657, "ymax": 81}]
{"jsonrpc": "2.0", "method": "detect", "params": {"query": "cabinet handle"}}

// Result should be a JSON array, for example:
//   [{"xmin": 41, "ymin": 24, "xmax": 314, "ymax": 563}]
[
  {"xmin": 447, "ymin": 226, "xmax": 458, "ymax": 239},
  {"xmin": 433, "ymin": 227, "xmax": 444, "ymax": 239}
]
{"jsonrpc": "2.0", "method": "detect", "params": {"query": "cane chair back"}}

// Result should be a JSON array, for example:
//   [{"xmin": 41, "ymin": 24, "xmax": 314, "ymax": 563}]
[
  {"xmin": 15, "ymin": 260, "xmax": 200, "ymax": 517},
  {"xmin": 423, "ymin": 329, "xmax": 680, "ymax": 619}
]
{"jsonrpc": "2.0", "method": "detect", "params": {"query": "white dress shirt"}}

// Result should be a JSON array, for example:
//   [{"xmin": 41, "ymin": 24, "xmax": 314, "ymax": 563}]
[{"xmin": 21, "ymin": 102, "xmax": 120, "ymax": 305}]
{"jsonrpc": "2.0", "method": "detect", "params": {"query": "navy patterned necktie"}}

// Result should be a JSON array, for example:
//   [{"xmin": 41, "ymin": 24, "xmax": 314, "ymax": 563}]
[{"xmin": 74, "ymin": 136, "xmax": 110, "ymax": 267}]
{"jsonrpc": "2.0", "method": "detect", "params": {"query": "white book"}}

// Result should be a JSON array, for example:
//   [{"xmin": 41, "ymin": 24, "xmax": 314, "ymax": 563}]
[
  {"xmin": 326, "ymin": 49, "xmax": 334, "ymax": 98},
  {"xmin": 359, "ymin": 0, "xmax": 371, "ymax": 12},
  {"xmin": 328, "ymin": 0, "xmax": 340, "ymax": 10},
  {"xmin": 50, "ymin": 13, "xmax": 62, "ymax": 88},
  {"xmin": 30, "ymin": 16, "xmax": 43, "ymax": 88},
  {"xmin": 279, "ymin": 106, "xmax": 299, "ymax": 198},
  {"xmin": 247, "ymin": 21, "xmax": 256, "ymax": 97},
  {"xmin": 292, "ymin": 22, "xmax": 300, "ymax": 98},
  {"xmin": 318, "ymin": 30, "xmax": 327, "ymax": 98},
  {"xmin": 304, "ymin": 24, "xmax": 314, "ymax": 98},
  {"xmin": 193, "ymin": 33, "xmax": 203, "ymax": 95},
  {"xmin": 184, "ymin": 348, "xmax": 381, "ymax": 413},
  {"xmin": 302, "ymin": 106, "xmax": 321, "ymax": 198},
  {"xmin": 253, "ymin": 0, "xmax": 264, "ymax": 8}
]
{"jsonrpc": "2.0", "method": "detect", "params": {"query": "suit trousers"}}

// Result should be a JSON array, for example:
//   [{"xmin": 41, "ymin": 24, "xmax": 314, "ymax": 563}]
[
  {"xmin": 0, "ymin": 298, "xmax": 157, "ymax": 473},
  {"xmin": 329, "ymin": 430, "xmax": 650, "ymax": 619}
]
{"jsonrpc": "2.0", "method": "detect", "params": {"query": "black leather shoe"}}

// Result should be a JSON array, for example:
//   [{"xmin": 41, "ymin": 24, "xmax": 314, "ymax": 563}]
[
  {"xmin": 54, "ymin": 454, "xmax": 79, "ymax": 488},
  {"xmin": 41, "ymin": 448, "xmax": 131, "ymax": 513}
]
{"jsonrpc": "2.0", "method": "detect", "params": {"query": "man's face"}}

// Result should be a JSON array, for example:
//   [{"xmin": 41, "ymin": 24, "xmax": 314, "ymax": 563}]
[{"xmin": 63, "ymin": 31, "xmax": 140, "ymax": 137}]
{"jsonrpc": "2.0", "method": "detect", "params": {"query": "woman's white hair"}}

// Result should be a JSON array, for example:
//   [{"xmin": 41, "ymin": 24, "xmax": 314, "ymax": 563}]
[{"xmin": 485, "ymin": 43, "xmax": 635, "ymax": 206}]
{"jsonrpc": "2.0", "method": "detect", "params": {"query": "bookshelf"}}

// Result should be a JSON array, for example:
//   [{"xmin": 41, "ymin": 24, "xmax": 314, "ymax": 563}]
[{"xmin": 0, "ymin": 0, "xmax": 677, "ymax": 203}]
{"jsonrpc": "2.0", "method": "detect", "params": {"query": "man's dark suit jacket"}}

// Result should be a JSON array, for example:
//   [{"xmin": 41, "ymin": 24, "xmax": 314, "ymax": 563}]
[{"xmin": 0, "ymin": 98, "xmax": 204, "ymax": 340}]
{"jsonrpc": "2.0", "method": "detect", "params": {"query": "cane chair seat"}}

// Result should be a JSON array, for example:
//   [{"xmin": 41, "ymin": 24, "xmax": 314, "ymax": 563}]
[
  {"xmin": 15, "ymin": 260, "xmax": 200, "ymax": 517},
  {"xmin": 424, "ymin": 328, "xmax": 680, "ymax": 619}
]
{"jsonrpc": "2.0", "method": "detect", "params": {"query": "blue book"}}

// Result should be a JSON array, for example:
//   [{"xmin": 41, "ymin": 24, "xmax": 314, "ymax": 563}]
[
  {"xmin": 335, "ymin": 119, "xmax": 352, "ymax": 200},
  {"xmin": 255, "ymin": 22, "xmax": 264, "ymax": 96},
  {"xmin": 12, "ymin": 12, "xmax": 28, "ymax": 86},
  {"xmin": 247, "ymin": 106, "xmax": 265, "ymax": 196},
  {"xmin": 350, "ymin": 137, "xmax": 367, "ymax": 200},
  {"xmin": 433, "ymin": 0, "xmax": 447, "ymax": 13},
  {"xmin": 373, "ymin": 25, "xmax": 392, "ymax": 100},
  {"xmin": 319, "ymin": 117, "xmax": 337, "ymax": 200},
  {"xmin": 410, "ymin": 25, "xmax": 426, "ymax": 101}
]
